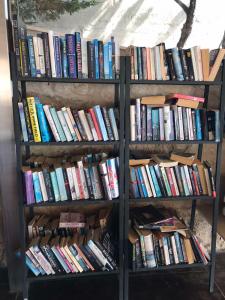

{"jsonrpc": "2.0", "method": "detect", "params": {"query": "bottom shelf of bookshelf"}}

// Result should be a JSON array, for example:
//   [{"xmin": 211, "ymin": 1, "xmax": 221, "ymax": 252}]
[
  {"xmin": 27, "ymin": 270, "xmax": 120, "ymax": 283},
  {"xmin": 129, "ymin": 196, "xmax": 214, "ymax": 203},
  {"xmin": 129, "ymin": 262, "xmax": 211, "ymax": 274}
]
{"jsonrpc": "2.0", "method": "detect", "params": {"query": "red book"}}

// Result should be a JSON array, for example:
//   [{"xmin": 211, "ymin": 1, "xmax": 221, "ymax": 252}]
[
  {"xmin": 75, "ymin": 167, "xmax": 85, "ymax": 199},
  {"xmin": 88, "ymin": 108, "xmax": 103, "ymax": 140},
  {"xmin": 165, "ymin": 167, "xmax": 177, "ymax": 196},
  {"xmin": 166, "ymin": 93, "xmax": 205, "ymax": 103}
]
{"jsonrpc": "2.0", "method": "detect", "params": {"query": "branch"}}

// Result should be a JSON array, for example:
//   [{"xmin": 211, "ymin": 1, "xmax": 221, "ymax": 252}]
[{"xmin": 174, "ymin": 0, "xmax": 188, "ymax": 14}]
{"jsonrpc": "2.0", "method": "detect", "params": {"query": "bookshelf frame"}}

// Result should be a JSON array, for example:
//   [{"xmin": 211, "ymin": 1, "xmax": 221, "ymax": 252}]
[
  {"xmin": 123, "ymin": 56, "xmax": 225, "ymax": 300},
  {"xmin": 10, "ymin": 51, "xmax": 126, "ymax": 300}
]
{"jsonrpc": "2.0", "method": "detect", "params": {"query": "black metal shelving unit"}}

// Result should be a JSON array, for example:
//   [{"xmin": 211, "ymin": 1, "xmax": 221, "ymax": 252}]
[
  {"xmin": 123, "ymin": 56, "xmax": 225, "ymax": 300},
  {"xmin": 10, "ymin": 52, "xmax": 126, "ymax": 300}
]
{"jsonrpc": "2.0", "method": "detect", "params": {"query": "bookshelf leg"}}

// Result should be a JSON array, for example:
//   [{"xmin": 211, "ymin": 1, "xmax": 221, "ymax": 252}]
[
  {"xmin": 23, "ymin": 282, "xmax": 29, "ymax": 300},
  {"xmin": 190, "ymin": 199, "xmax": 197, "ymax": 230}
]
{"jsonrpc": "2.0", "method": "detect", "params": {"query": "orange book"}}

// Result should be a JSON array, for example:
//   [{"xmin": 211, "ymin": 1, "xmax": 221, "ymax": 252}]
[
  {"xmin": 141, "ymin": 95, "xmax": 165, "ymax": 105},
  {"xmin": 175, "ymin": 98, "xmax": 199, "ymax": 109},
  {"xmin": 201, "ymin": 49, "xmax": 209, "ymax": 81}
]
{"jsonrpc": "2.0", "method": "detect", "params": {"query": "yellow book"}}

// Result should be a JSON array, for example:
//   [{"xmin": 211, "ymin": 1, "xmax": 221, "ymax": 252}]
[{"xmin": 26, "ymin": 97, "xmax": 41, "ymax": 142}]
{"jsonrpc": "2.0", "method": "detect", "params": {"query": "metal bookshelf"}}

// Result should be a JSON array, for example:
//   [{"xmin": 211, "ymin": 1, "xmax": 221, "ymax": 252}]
[
  {"xmin": 10, "ymin": 51, "xmax": 126, "ymax": 300},
  {"xmin": 123, "ymin": 56, "xmax": 225, "ymax": 300}
]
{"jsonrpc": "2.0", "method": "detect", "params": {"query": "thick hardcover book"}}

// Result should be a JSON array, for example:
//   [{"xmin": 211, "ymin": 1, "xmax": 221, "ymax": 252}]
[
  {"xmin": 18, "ymin": 102, "xmax": 29, "ymax": 142},
  {"xmin": 27, "ymin": 36, "xmax": 36, "ymax": 77},
  {"xmin": 179, "ymin": 48, "xmax": 189, "ymax": 80},
  {"xmin": 141, "ymin": 105, "xmax": 147, "ymax": 141},
  {"xmin": 103, "ymin": 43, "xmax": 109, "ymax": 79},
  {"xmin": 98, "ymin": 41, "xmax": 104, "ymax": 79},
  {"xmin": 184, "ymin": 49, "xmax": 195, "ymax": 80},
  {"xmin": 171, "ymin": 48, "xmax": 184, "ymax": 81},
  {"xmin": 60, "ymin": 37, "xmax": 68, "ymax": 78},
  {"xmin": 75, "ymin": 32, "xmax": 82, "ymax": 79},
  {"xmin": 66, "ymin": 34, "xmax": 77, "ymax": 78},
  {"xmin": 93, "ymin": 39, "xmax": 99, "ymax": 79},
  {"xmin": 53, "ymin": 36, "xmax": 62, "ymax": 78},
  {"xmin": 41, "ymin": 32, "xmax": 52, "ymax": 77},
  {"xmin": 152, "ymin": 108, "xmax": 160, "ymax": 140},
  {"xmin": 35, "ymin": 102, "xmax": 51, "ymax": 142},
  {"xmin": 27, "ymin": 97, "xmax": 41, "ymax": 142}
]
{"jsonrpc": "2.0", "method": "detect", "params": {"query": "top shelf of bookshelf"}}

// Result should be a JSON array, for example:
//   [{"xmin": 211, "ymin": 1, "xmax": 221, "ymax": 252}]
[
  {"xmin": 128, "ymin": 79, "xmax": 222, "ymax": 86},
  {"xmin": 17, "ymin": 77, "xmax": 120, "ymax": 84}
]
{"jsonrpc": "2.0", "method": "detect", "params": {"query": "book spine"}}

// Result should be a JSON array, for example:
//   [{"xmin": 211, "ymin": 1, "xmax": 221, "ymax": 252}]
[
  {"xmin": 108, "ymin": 41, "xmax": 113, "ymax": 79},
  {"xmin": 35, "ymin": 102, "xmax": 51, "ymax": 142},
  {"xmin": 165, "ymin": 167, "xmax": 176, "ymax": 196},
  {"xmin": 152, "ymin": 108, "xmax": 160, "ymax": 141},
  {"xmin": 88, "ymin": 108, "xmax": 103, "ymax": 140},
  {"xmin": 107, "ymin": 158, "xmax": 119, "ymax": 198},
  {"xmin": 27, "ymin": 36, "xmax": 36, "ymax": 77},
  {"xmin": 37, "ymin": 35, "xmax": 46, "ymax": 76},
  {"xmin": 61, "ymin": 107, "xmax": 77, "ymax": 141},
  {"xmin": 160, "ymin": 166, "xmax": 172, "ymax": 197},
  {"xmin": 141, "ymin": 166, "xmax": 152, "ymax": 197},
  {"xmin": 134, "ymin": 47, "xmax": 139, "ymax": 80},
  {"xmin": 53, "ymin": 36, "xmax": 62, "ymax": 78},
  {"xmin": 66, "ymin": 34, "xmax": 77, "ymax": 78},
  {"xmin": 78, "ymin": 110, "xmax": 93, "ymax": 141},
  {"xmin": 144, "ymin": 234, "xmax": 156, "ymax": 268},
  {"xmin": 48, "ymin": 31, "xmax": 56, "ymax": 77},
  {"xmin": 22, "ymin": 98, "xmax": 34, "ymax": 141},
  {"xmin": 87, "ymin": 41, "xmax": 94, "ymax": 79},
  {"xmin": 179, "ymin": 48, "xmax": 189, "ymax": 80},
  {"xmin": 215, "ymin": 110, "xmax": 220, "ymax": 142},
  {"xmin": 55, "ymin": 167, "xmax": 68, "ymax": 201},
  {"xmin": 86, "ymin": 112, "xmax": 98, "ymax": 141},
  {"xmin": 137, "ymin": 47, "xmax": 143, "ymax": 80},
  {"xmin": 185, "ymin": 49, "xmax": 195, "ymax": 81},
  {"xmin": 99, "ymin": 162, "xmax": 112, "ymax": 200},
  {"xmin": 81, "ymin": 38, "xmax": 88, "ymax": 78},
  {"xmin": 135, "ymin": 98, "xmax": 141, "ymax": 141},
  {"xmin": 137, "ymin": 167, "xmax": 148, "ymax": 197},
  {"xmin": 32, "ymin": 172, "xmax": 43, "ymax": 203},
  {"xmin": 174, "ymin": 165, "xmax": 185, "ymax": 196},
  {"xmin": 24, "ymin": 170, "xmax": 35, "ymax": 204},
  {"xmin": 129, "ymin": 167, "xmax": 140, "ymax": 198},
  {"xmin": 77, "ymin": 161, "xmax": 89, "ymax": 199},
  {"xmin": 195, "ymin": 109, "xmax": 203, "ymax": 140},
  {"xmin": 93, "ymin": 105, "xmax": 109, "ymax": 141},
  {"xmin": 42, "ymin": 168, "xmax": 55, "ymax": 202},
  {"xmin": 180, "ymin": 166, "xmax": 190, "ymax": 196},
  {"xmin": 191, "ymin": 110, "xmax": 197, "ymax": 140},
  {"xmin": 73, "ymin": 110, "xmax": 87, "ymax": 140},
  {"xmin": 183, "ymin": 165, "xmax": 193, "ymax": 195},
  {"xmin": 93, "ymin": 38, "xmax": 99, "ymax": 79},
  {"xmin": 98, "ymin": 40, "xmax": 104, "ymax": 79},
  {"xmin": 108, "ymin": 108, "xmax": 119, "ymax": 141},
  {"xmin": 27, "ymin": 97, "xmax": 41, "ymax": 142},
  {"xmin": 103, "ymin": 43, "xmax": 109, "ymax": 79},
  {"xmin": 146, "ymin": 105, "xmax": 152, "ymax": 141},
  {"xmin": 62, "ymin": 168, "xmax": 72, "ymax": 200},
  {"xmin": 174, "ymin": 232, "xmax": 184, "ymax": 263},
  {"xmin": 18, "ymin": 102, "xmax": 29, "ymax": 142},
  {"xmin": 162, "ymin": 237, "xmax": 170, "ymax": 265},
  {"xmin": 142, "ymin": 47, "xmax": 147, "ymax": 80},
  {"xmin": 111, "ymin": 36, "xmax": 116, "ymax": 79},
  {"xmin": 141, "ymin": 105, "xmax": 147, "ymax": 141},
  {"xmin": 51, "ymin": 246, "xmax": 70, "ymax": 273},
  {"xmin": 12, "ymin": 14, "xmax": 21, "ymax": 76},
  {"xmin": 67, "ymin": 108, "xmax": 81, "ymax": 141},
  {"xmin": 167, "ymin": 236, "xmax": 175, "ymax": 264},
  {"xmin": 159, "ymin": 107, "xmax": 164, "ymax": 141},
  {"xmin": 71, "ymin": 167, "xmax": 81, "ymax": 199},
  {"xmin": 19, "ymin": 27, "xmax": 30, "ymax": 77},
  {"xmin": 50, "ymin": 171, "xmax": 61, "ymax": 201},
  {"xmin": 177, "ymin": 106, "xmax": 184, "ymax": 140},
  {"xmin": 49, "ymin": 106, "xmax": 65, "ymax": 142},
  {"xmin": 102, "ymin": 107, "xmax": 114, "ymax": 141},
  {"xmin": 38, "ymin": 171, "xmax": 48, "ymax": 201},
  {"xmin": 145, "ymin": 165, "xmax": 156, "ymax": 197},
  {"xmin": 41, "ymin": 32, "xmax": 52, "ymax": 77},
  {"xmin": 153, "ymin": 165, "xmax": 167, "ymax": 196},
  {"xmin": 149, "ymin": 166, "xmax": 162, "ymax": 197},
  {"xmin": 163, "ymin": 106, "xmax": 171, "ymax": 141},
  {"xmin": 165, "ymin": 49, "xmax": 176, "ymax": 80},
  {"xmin": 60, "ymin": 37, "xmax": 68, "ymax": 78},
  {"xmin": 75, "ymin": 32, "xmax": 82, "ymax": 79},
  {"xmin": 171, "ymin": 48, "xmax": 184, "ymax": 81},
  {"xmin": 57, "ymin": 110, "xmax": 73, "ymax": 142},
  {"xmin": 25, "ymin": 255, "xmax": 41, "ymax": 276},
  {"xmin": 182, "ymin": 107, "xmax": 189, "ymax": 140},
  {"xmin": 154, "ymin": 46, "xmax": 162, "ymax": 80}
]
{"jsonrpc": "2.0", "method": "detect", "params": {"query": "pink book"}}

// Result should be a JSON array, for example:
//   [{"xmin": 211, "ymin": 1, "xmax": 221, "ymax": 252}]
[
  {"xmin": 146, "ymin": 48, "xmax": 151, "ymax": 80},
  {"xmin": 166, "ymin": 93, "xmax": 205, "ymax": 103}
]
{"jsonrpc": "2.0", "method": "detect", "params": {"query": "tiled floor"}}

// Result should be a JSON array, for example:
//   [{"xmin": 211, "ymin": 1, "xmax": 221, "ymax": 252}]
[{"xmin": 1, "ymin": 254, "xmax": 225, "ymax": 300}]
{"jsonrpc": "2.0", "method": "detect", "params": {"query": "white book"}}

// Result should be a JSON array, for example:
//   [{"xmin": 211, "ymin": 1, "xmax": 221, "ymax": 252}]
[
  {"xmin": 37, "ymin": 36, "xmax": 46, "ymax": 76},
  {"xmin": 106, "ymin": 158, "xmax": 119, "ymax": 199},
  {"xmin": 183, "ymin": 165, "xmax": 193, "ymax": 195},
  {"xmin": 38, "ymin": 171, "xmax": 48, "ymax": 202},
  {"xmin": 130, "ymin": 105, "xmax": 136, "ymax": 141},
  {"xmin": 66, "ymin": 167, "xmax": 76, "ymax": 200},
  {"xmin": 86, "ymin": 112, "xmax": 98, "ymax": 141},
  {"xmin": 57, "ymin": 110, "xmax": 73, "ymax": 142},
  {"xmin": 92, "ymin": 165, "xmax": 103, "ymax": 199},
  {"xmin": 99, "ymin": 161, "xmax": 112, "ymax": 200},
  {"xmin": 177, "ymin": 106, "xmax": 184, "ymax": 140},
  {"xmin": 78, "ymin": 110, "xmax": 93, "ymax": 141},
  {"xmin": 159, "ymin": 108, "xmax": 164, "ymax": 141},
  {"xmin": 145, "ymin": 165, "xmax": 156, "ymax": 197},
  {"xmin": 143, "ymin": 234, "xmax": 156, "ymax": 268},
  {"xmin": 195, "ymin": 46, "xmax": 203, "ymax": 81},
  {"xmin": 61, "ymin": 107, "xmax": 77, "ymax": 141},
  {"xmin": 66, "ymin": 107, "xmax": 82, "ymax": 141},
  {"xmin": 48, "ymin": 31, "xmax": 56, "ymax": 77},
  {"xmin": 187, "ymin": 108, "xmax": 194, "ymax": 140},
  {"xmin": 115, "ymin": 40, "xmax": 120, "ymax": 77},
  {"xmin": 140, "ymin": 166, "xmax": 152, "ymax": 197},
  {"xmin": 81, "ymin": 37, "xmax": 88, "ymax": 78},
  {"xmin": 163, "ymin": 105, "xmax": 171, "ymax": 141},
  {"xmin": 71, "ymin": 166, "xmax": 80, "ymax": 200},
  {"xmin": 135, "ymin": 98, "xmax": 141, "ymax": 141},
  {"xmin": 43, "ymin": 105, "xmax": 60, "ymax": 142},
  {"xmin": 171, "ymin": 236, "xmax": 179, "ymax": 264},
  {"xmin": 154, "ymin": 46, "xmax": 162, "ymax": 80},
  {"xmin": 170, "ymin": 168, "xmax": 180, "ymax": 196},
  {"xmin": 32, "ymin": 36, "xmax": 41, "ymax": 77},
  {"xmin": 191, "ymin": 47, "xmax": 199, "ymax": 80},
  {"xmin": 150, "ymin": 48, "xmax": 155, "ymax": 80},
  {"xmin": 77, "ymin": 161, "xmax": 89, "ymax": 199}
]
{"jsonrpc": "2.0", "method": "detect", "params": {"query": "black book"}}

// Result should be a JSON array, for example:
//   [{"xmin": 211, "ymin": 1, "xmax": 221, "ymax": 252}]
[
  {"xmin": 135, "ymin": 240, "xmax": 143, "ymax": 269},
  {"xmin": 79, "ymin": 245, "xmax": 101, "ymax": 271},
  {"xmin": 153, "ymin": 235, "xmax": 162, "ymax": 266},
  {"xmin": 141, "ymin": 105, "xmax": 147, "ymax": 141},
  {"xmin": 206, "ymin": 111, "xmax": 215, "ymax": 140},
  {"xmin": 62, "ymin": 168, "xmax": 71, "ymax": 200},
  {"xmin": 42, "ymin": 167, "xmax": 55, "ymax": 202},
  {"xmin": 41, "ymin": 32, "xmax": 52, "ymax": 77},
  {"xmin": 84, "ymin": 167, "xmax": 94, "ymax": 199},
  {"xmin": 200, "ymin": 109, "xmax": 207, "ymax": 140},
  {"xmin": 174, "ymin": 165, "xmax": 185, "ymax": 196},
  {"xmin": 102, "ymin": 107, "xmax": 114, "ymax": 141},
  {"xmin": 159, "ymin": 239, "xmax": 166, "ymax": 266},
  {"xmin": 98, "ymin": 41, "xmax": 104, "ymax": 79},
  {"xmin": 178, "ymin": 49, "xmax": 189, "ymax": 80},
  {"xmin": 40, "ymin": 243, "xmax": 63, "ymax": 273},
  {"xmin": 190, "ymin": 235, "xmax": 205, "ymax": 264},
  {"xmin": 19, "ymin": 27, "xmax": 30, "ymax": 77},
  {"xmin": 167, "ymin": 236, "xmax": 175, "ymax": 264},
  {"xmin": 184, "ymin": 49, "xmax": 195, "ymax": 81},
  {"xmin": 95, "ymin": 241, "xmax": 117, "ymax": 270},
  {"xmin": 153, "ymin": 165, "xmax": 167, "ymax": 197},
  {"xmin": 84, "ymin": 244, "xmax": 104, "ymax": 270},
  {"xmin": 191, "ymin": 110, "xmax": 197, "ymax": 140},
  {"xmin": 87, "ymin": 41, "xmax": 94, "ymax": 79},
  {"xmin": 165, "ymin": 49, "xmax": 176, "ymax": 80},
  {"xmin": 12, "ymin": 14, "xmax": 21, "ymax": 76},
  {"xmin": 182, "ymin": 107, "xmax": 189, "ymax": 140},
  {"xmin": 137, "ymin": 47, "xmax": 143, "ymax": 80},
  {"xmin": 179, "ymin": 236, "xmax": 188, "ymax": 263},
  {"xmin": 22, "ymin": 98, "xmax": 34, "ymax": 141}
]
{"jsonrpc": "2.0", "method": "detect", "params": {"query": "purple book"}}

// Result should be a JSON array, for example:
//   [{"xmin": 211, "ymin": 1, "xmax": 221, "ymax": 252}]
[{"xmin": 24, "ymin": 170, "xmax": 35, "ymax": 204}]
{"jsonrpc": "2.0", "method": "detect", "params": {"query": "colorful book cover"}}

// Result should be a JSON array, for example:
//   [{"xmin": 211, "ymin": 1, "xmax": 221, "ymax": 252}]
[
  {"xmin": 26, "ymin": 97, "xmax": 41, "ymax": 142},
  {"xmin": 103, "ymin": 43, "xmax": 109, "ymax": 79},
  {"xmin": 66, "ymin": 34, "xmax": 77, "ymax": 78},
  {"xmin": 32, "ymin": 171, "xmax": 43, "ymax": 203},
  {"xmin": 25, "ymin": 255, "xmax": 41, "ymax": 276},
  {"xmin": 137, "ymin": 167, "xmax": 148, "ymax": 197},
  {"xmin": 60, "ymin": 37, "xmax": 68, "ymax": 78},
  {"xmin": 75, "ymin": 32, "xmax": 82, "ymax": 78},
  {"xmin": 195, "ymin": 109, "xmax": 203, "ymax": 140},
  {"xmin": 18, "ymin": 102, "xmax": 29, "ymax": 142},
  {"xmin": 152, "ymin": 108, "xmax": 160, "ymax": 140},
  {"xmin": 108, "ymin": 41, "xmax": 113, "ymax": 79},
  {"xmin": 149, "ymin": 165, "xmax": 162, "ymax": 197},
  {"xmin": 24, "ymin": 169, "xmax": 35, "ymax": 204},
  {"xmin": 93, "ymin": 105, "xmax": 109, "ymax": 141},
  {"xmin": 93, "ymin": 39, "xmax": 99, "ymax": 79},
  {"xmin": 27, "ymin": 35, "xmax": 36, "ymax": 77},
  {"xmin": 35, "ymin": 100, "xmax": 51, "ymax": 142}
]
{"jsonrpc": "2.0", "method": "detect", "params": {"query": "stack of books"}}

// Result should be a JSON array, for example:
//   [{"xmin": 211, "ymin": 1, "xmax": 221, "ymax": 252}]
[
  {"xmin": 26, "ymin": 209, "xmax": 118, "ymax": 276},
  {"xmin": 23, "ymin": 153, "xmax": 119, "ymax": 205},
  {"xmin": 128, "ymin": 43, "xmax": 225, "ymax": 81},
  {"xmin": 18, "ymin": 96, "xmax": 119, "ymax": 143},
  {"xmin": 12, "ymin": 15, "xmax": 119, "ymax": 79},
  {"xmin": 129, "ymin": 153, "xmax": 216, "ymax": 199},
  {"xmin": 130, "ymin": 94, "xmax": 220, "ymax": 142},
  {"xmin": 129, "ymin": 205, "xmax": 210, "ymax": 270}
]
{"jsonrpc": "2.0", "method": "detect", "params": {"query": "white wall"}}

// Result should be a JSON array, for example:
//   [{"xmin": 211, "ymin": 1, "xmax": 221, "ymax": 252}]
[{"xmin": 35, "ymin": 0, "xmax": 225, "ymax": 49}]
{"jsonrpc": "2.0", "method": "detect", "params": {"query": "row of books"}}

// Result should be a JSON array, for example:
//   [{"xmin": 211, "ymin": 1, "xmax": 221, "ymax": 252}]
[
  {"xmin": 130, "ymin": 95, "xmax": 220, "ymax": 142},
  {"xmin": 18, "ymin": 97, "xmax": 119, "ymax": 143},
  {"xmin": 128, "ymin": 44, "xmax": 225, "ymax": 81},
  {"xmin": 12, "ymin": 15, "xmax": 119, "ymax": 79},
  {"xmin": 129, "ymin": 153, "xmax": 216, "ymax": 199},
  {"xmin": 26, "ymin": 210, "xmax": 117, "ymax": 276},
  {"xmin": 23, "ymin": 153, "xmax": 119, "ymax": 205},
  {"xmin": 129, "ymin": 205, "xmax": 209, "ymax": 270}
]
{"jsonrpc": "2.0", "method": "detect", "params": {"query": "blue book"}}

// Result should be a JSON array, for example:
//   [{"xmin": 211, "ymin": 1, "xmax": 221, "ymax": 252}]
[
  {"xmin": 174, "ymin": 232, "xmax": 184, "ymax": 263},
  {"xmin": 108, "ymin": 108, "xmax": 119, "ymax": 140},
  {"xmin": 103, "ymin": 43, "xmax": 109, "ymax": 79},
  {"xmin": 32, "ymin": 172, "xmax": 43, "ymax": 203},
  {"xmin": 171, "ymin": 48, "xmax": 184, "ymax": 81},
  {"xmin": 25, "ymin": 255, "xmax": 41, "ymax": 276},
  {"xmin": 50, "ymin": 171, "xmax": 61, "ymax": 201},
  {"xmin": 35, "ymin": 99, "xmax": 51, "ymax": 142},
  {"xmin": 195, "ymin": 109, "xmax": 203, "ymax": 140},
  {"xmin": 53, "ymin": 36, "xmax": 62, "ymax": 78},
  {"xmin": 66, "ymin": 34, "xmax": 77, "ymax": 78},
  {"xmin": 108, "ymin": 41, "xmax": 113, "ymax": 79},
  {"xmin": 75, "ymin": 32, "xmax": 82, "ymax": 78},
  {"xmin": 69, "ymin": 245, "xmax": 89, "ymax": 272},
  {"xmin": 60, "ymin": 37, "xmax": 68, "ymax": 78},
  {"xmin": 135, "ymin": 168, "xmax": 144, "ymax": 198},
  {"xmin": 152, "ymin": 109, "xmax": 160, "ymax": 140},
  {"xmin": 51, "ymin": 246, "xmax": 70, "ymax": 273},
  {"xmin": 55, "ymin": 167, "xmax": 67, "ymax": 201},
  {"xmin": 49, "ymin": 107, "xmax": 67, "ymax": 142},
  {"xmin": 18, "ymin": 102, "xmax": 29, "ymax": 142},
  {"xmin": 137, "ymin": 167, "xmax": 148, "ymax": 198},
  {"xmin": 149, "ymin": 166, "xmax": 162, "ymax": 197},
  {"xmin": 130, "ymin": 168, "xmax": 140, "ymax": 198},
  {"xmin": 27, "ymin": 35, "xmax": 36, "ymax": 77},
  {"xmin": 93, "ymin": 105, "xmax": 109, "ymax": 141},
  {"xmin": 93, "ymin": 39, "xmax": 99, "ymax": 79}
]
